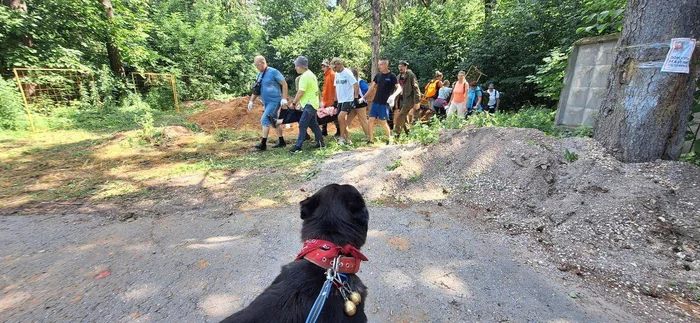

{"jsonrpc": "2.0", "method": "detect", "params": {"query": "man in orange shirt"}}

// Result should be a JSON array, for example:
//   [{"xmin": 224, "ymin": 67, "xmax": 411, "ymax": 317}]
[{"xmin": 320, "ymin": 59, "xmax": 339, "ymax": 137}]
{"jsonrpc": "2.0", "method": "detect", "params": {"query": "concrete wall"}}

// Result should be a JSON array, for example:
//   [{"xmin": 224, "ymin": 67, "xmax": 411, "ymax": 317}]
[{"xmin": 556, "ymin": 35, "xmax": 618, "ymax": 127}]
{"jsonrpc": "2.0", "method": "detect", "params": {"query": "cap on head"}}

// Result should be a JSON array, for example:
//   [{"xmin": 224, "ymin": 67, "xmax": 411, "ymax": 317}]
[
  {"xmin": 329, "ymin": 57, "xmax": 343, "ymax": 67},
  {"xmin": 294, "ymin": 56, "xmax": 309, "ymax": 69},
  {"xmin": 398, "ymin": 60, "xmax": 409, "ymax": 67},
  {"xmin": 321, "ymin": 59, "xmax": 330, "ymax": 67},
  {"xmin": 488, "ymin": 83, "xmax": 495, "ymax": 89}
]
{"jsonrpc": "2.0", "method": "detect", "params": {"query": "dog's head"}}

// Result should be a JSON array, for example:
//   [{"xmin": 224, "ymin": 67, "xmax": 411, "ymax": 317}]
[{"xmin": 299, "ymin": 184, "xmax": 369, "ymax": 248}]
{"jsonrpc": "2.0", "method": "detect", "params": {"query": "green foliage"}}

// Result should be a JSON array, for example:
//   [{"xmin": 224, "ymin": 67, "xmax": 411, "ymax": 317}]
[
  {"xmin": 407, "ymin": 171, "xmax": 422, "ymax": 183},
  {"xmin": 564, "ymin": 148, "xmax": 579, "ymax": 162},
  {"xmin": 407, "ymin": 118, "xmax": 442, "ymax": 145},
  {"xmin": 145, "ymin": 87, "xmax": 176, "ymax": 111},
  {"xmin": 576, "ymin": 0, "xmax": 626, "ymax": 35},
  {"xmin": 526, "ymin": 47, "xmax": 570, "ymax": 101},
  {"xmin": 383, "ymin": 2, "xmax": 479, "ymax": 84},
  {"xmin": 465, "ymin": 108, "xmax": 556, "ymax": 135},
  {"xmin": 272, "ymin": 8, "xmax": 371, "ymax": 81},
  {"xmin": 0, "ymin": 77, "xmax": 26, "ymax": 130},
  {"xmin": 135, "ymin": 110, "xmax": 164, "ymax": 145},
  {"xmin": 150, "ymin": 0, "xmax": 262, "ymax": 95},
  {"xmin": 684, "ymin": 80, "xmax": 700, "ymax": 158},
  {"xmin": 214, "ymin": 129, "xmax": 235, "ymax": 142},
  {"xmin": 386, "ymin": 160, "xmax": 402, "ymax": 171}
]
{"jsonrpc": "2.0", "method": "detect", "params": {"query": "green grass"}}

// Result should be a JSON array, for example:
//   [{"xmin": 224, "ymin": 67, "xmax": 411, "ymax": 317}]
[{"xmin": 386, "ymin": 160, "xmax": 402, "ymax": 171}]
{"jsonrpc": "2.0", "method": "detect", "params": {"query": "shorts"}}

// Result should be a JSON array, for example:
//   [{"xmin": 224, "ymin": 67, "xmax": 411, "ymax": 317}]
[
  {"xmin": 261, "ymin": 101, "xmax": 281, "ymax": 127},
  {"xmin": 369, "ymin": 103, "xmax": 390, "ymax": 120},
  {"xmin": 338, "ymin": 101, "xmax": 353, "ymax": 113}
]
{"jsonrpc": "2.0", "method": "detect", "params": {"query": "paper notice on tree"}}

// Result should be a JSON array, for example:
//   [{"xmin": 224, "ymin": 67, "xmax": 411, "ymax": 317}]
[{"xmin": 661, "ymin": 38, "xmax": 696, "ymax": 73}]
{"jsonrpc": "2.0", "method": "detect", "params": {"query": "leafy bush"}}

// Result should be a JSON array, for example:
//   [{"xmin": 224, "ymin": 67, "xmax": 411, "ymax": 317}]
[
  {"xmin": 407, "ymin": 118, "xmax": 442, "ymax": 145},
  {"xmin": 135, "ymin": 111, "xmax": 164, "ymax": 145},
  {"xmin": 526, "ymin": 47, "xmax": 570, "ymax": 101},
  {"xmin": 0, "ymin": 77, "xmax": 26, "ymax": 130},
  {"xmin": 145, "ymin": 87, "xmax": 176, "ymax": 111},
  {"xmin": 465, "ymin": 108, "xmax": 557, "ymax": 135}
]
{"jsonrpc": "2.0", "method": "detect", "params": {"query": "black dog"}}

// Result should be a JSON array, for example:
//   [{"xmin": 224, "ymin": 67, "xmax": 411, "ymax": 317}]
[{"xmin": 221, "ymin": 184, "xmax": 370, "ymax": 323}]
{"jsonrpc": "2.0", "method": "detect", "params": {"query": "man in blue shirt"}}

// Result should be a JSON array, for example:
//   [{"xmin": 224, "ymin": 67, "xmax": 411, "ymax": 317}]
[{"xmin": 249, "ymin": 55, "xmax": 289, "ymax": 150}]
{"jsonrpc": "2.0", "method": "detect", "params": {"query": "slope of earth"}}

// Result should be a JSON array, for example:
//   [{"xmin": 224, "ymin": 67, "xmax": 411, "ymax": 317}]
[{"xmin": 302, "ymin": 126, "xmax": 700, "ymax": 321}]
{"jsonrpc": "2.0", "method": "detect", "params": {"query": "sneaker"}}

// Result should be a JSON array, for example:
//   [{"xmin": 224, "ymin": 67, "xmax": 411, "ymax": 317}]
[
  {"xmin": 289, "ymin": 146, "xmax": 302, "ymax": 153},
  {"xmin": 314, "ymin": 142, "xmax": 326, "ymax": 149},
  {"xmin": 271, "ymin": 140, "xmax": 286, "ymax": 148},
  {"xmin": 255, "ymin": 142, "xmax": 266, "ymax": 151},
  {"xmin": 337, "ymin": 138, "xmax": 346, "ymax": 145}
]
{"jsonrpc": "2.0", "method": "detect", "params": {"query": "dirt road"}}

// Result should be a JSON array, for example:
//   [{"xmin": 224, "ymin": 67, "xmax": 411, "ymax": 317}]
[{"xmin": 1, "ymin": 206, "xmax": 637, "ymax": 322}]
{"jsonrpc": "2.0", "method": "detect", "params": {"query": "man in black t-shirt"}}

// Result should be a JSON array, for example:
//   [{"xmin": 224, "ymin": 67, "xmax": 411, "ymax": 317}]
[{"xmin": 359, "ymin": 59, "xmax": 402, "ymax": 144}]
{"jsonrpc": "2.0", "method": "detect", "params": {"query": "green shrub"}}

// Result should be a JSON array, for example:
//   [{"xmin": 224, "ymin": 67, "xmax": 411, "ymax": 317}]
[
  {"xmin": 408, "ymin": 118, "xmax": 442, "ymax": 145},
  {"xmin": 0, "ymin": 78, "xmax": 26, "ymax": 130},
  {"xmin": 146, "ymin": 87, "xmax": 176, "ymax": 111}
]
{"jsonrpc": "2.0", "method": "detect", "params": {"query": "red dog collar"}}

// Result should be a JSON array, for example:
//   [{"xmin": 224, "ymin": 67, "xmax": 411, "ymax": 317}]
[{"xmin": 295, "ymin": 239, "xmax": 368, "ymax": 274}]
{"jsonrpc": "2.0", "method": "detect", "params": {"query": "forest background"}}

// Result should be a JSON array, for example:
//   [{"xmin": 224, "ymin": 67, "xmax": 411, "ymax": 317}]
[{"xmin": 0, "ymin": 0, "xmax": 628, "ymax": 131}]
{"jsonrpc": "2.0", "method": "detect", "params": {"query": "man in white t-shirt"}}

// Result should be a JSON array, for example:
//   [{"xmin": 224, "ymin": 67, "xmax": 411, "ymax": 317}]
[
  {"xmin": 330, "ymin": 57, "xmax": 360, "ymax": 145},
  {"xmin": 486, "ymin": 83, "xmax": 500, "ymax": 114}
]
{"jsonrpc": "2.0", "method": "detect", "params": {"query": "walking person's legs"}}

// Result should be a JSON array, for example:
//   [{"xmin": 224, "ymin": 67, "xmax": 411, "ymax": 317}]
[
  {"xmin": 349, "ymin": 107, "xmax": 370, "ymax": 139},
  {"xmin": 394, "ymin": 105, "xmax": 411, "ymax": 136},
  {"xmin": 292, "ymin": 105, "xmax": 314, "ymax": 151},
  {"xmin": 307, "ymin": 106, "xmax": 325, "ymax": 147},
  {"xmin": 338, "ymin": 110, "xmax": 349, "ymax": 143},
  {"xmin": 256, "ymin": 101, "xmax": 281, "ymax": 150},
  {"xmin": 368, "ymin": 117, "xmax": 376, "ymax": 143}
]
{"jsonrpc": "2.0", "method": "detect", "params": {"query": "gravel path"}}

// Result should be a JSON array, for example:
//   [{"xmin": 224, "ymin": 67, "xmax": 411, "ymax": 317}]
[{"xmin": 1, "ymin": 206, "xmax": 635, "ymax": 322}]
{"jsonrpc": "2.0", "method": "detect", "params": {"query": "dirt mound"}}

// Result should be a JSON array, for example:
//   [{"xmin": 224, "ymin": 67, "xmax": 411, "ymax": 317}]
[
  {"xmin": 303, "ymin": 126, "xmax": 700, "ymax": 319},
  {"xmin": 186, "ymin": 97, "xmax": 369, "ymax": 134},
  {"xmin": 186, "ymin": 97, "xmax": 264, "ymax": 132}
]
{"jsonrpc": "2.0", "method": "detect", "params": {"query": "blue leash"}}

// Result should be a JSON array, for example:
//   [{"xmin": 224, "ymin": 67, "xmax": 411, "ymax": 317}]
[{"xmin": 305, "ymin": 273, "xmax": 333, "ymax": 323}]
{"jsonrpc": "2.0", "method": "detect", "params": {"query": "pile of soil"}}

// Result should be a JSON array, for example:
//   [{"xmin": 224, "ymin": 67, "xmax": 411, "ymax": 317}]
[
  {"xmin": 186, "ymin": 97, "xmax": 367, "ymax": 134},
  {"xmin": 186, "ymin": 97, "xmax": 266, "ymax": 132},
  {"xmin": 303, "ymin": 126, "xmax": 700, "ymax": 320}
]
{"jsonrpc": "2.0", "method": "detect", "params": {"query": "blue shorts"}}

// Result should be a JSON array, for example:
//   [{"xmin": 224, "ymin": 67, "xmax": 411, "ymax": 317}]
[
  {"xmin": 261, "ymin": 101, "xmax": 281, "ymax": 127},
  {"xmin": 369, "ymin": 103, "xmax": 390, "ymax": 120}
]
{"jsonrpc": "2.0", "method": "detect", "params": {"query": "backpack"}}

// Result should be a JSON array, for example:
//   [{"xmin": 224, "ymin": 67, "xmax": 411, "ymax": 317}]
[{"xmin": 424, "ymin": 80, "xmax": 440, "ymax": 99}]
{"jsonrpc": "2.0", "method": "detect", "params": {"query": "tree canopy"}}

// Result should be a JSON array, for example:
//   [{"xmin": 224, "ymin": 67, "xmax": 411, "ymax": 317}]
[{"xmin": 1, "ymin": 0, "xmax": 625, "ymax": 105}]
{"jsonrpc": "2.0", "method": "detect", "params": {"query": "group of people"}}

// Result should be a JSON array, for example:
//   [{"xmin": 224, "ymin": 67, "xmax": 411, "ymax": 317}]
[{"xmin": 248, "ymin": 55, "xmax": 501, "ymax": 153}]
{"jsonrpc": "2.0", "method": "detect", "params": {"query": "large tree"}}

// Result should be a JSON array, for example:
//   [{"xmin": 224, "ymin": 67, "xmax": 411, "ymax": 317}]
[
  {"xmin": 101, "ymin": 0, "xmax": 125, "ymax": 77},
  {"xmin": 370, "ymin": 0, "xmax": 380, "ymax": 78},
  {"xmin": 594, "ymin": 0, "xmax": 700, "ymax": 162}
]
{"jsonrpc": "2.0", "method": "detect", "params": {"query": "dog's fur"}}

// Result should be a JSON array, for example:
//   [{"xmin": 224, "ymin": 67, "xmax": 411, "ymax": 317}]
[{"xmin": 220, "ymin": 184, "xmax": 369, "ymax": 323}]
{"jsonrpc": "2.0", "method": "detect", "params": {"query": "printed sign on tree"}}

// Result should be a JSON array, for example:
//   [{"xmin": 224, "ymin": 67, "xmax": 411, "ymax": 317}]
[{"xmin": 661, "ymin": 38, "xmax": 696, "ymax": 73}]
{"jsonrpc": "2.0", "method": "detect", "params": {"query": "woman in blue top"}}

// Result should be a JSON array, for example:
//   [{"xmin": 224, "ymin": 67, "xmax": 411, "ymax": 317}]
[
  {"xmin": 345, "ymin": 69, "xmax": 371, "ymax": 140},
  {"xmin": 466, "ymin": 81, "xmax": 483, "ymax": 117}
]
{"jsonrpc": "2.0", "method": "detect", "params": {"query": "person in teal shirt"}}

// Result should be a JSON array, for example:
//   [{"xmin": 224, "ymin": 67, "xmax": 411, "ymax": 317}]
[
  {"xmin": 289, "ymin": 56, "xmax": 325, "ymax": 153},
  {"xmin": 466, "ymin": 81, "xmax": 483, "ymax": 117}
]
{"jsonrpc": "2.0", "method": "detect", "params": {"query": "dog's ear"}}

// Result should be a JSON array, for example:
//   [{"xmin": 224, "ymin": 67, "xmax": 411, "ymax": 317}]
[{"xmin": 299, "ymin": 194, "xmax": 319, "ymax": 220}]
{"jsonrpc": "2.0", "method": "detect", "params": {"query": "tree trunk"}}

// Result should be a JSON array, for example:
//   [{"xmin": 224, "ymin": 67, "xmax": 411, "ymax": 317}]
[
  {"xmin": 3, "ymin": 0, "xmax": 32, "ymax": 47},
  {"xmin": 593, "ymin": 0, "xmax": 700, "ymax": 162},
  {"xmin": 101, "ymin": 0, "xmax": 125, "ymax": 78},
  {"xmin": 484, "ymin": 0, "xmax": 497, "ymax": 20},
  {"xmin": 370, "ymin": 0, "xmax": 380, "ymax": 79}
]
